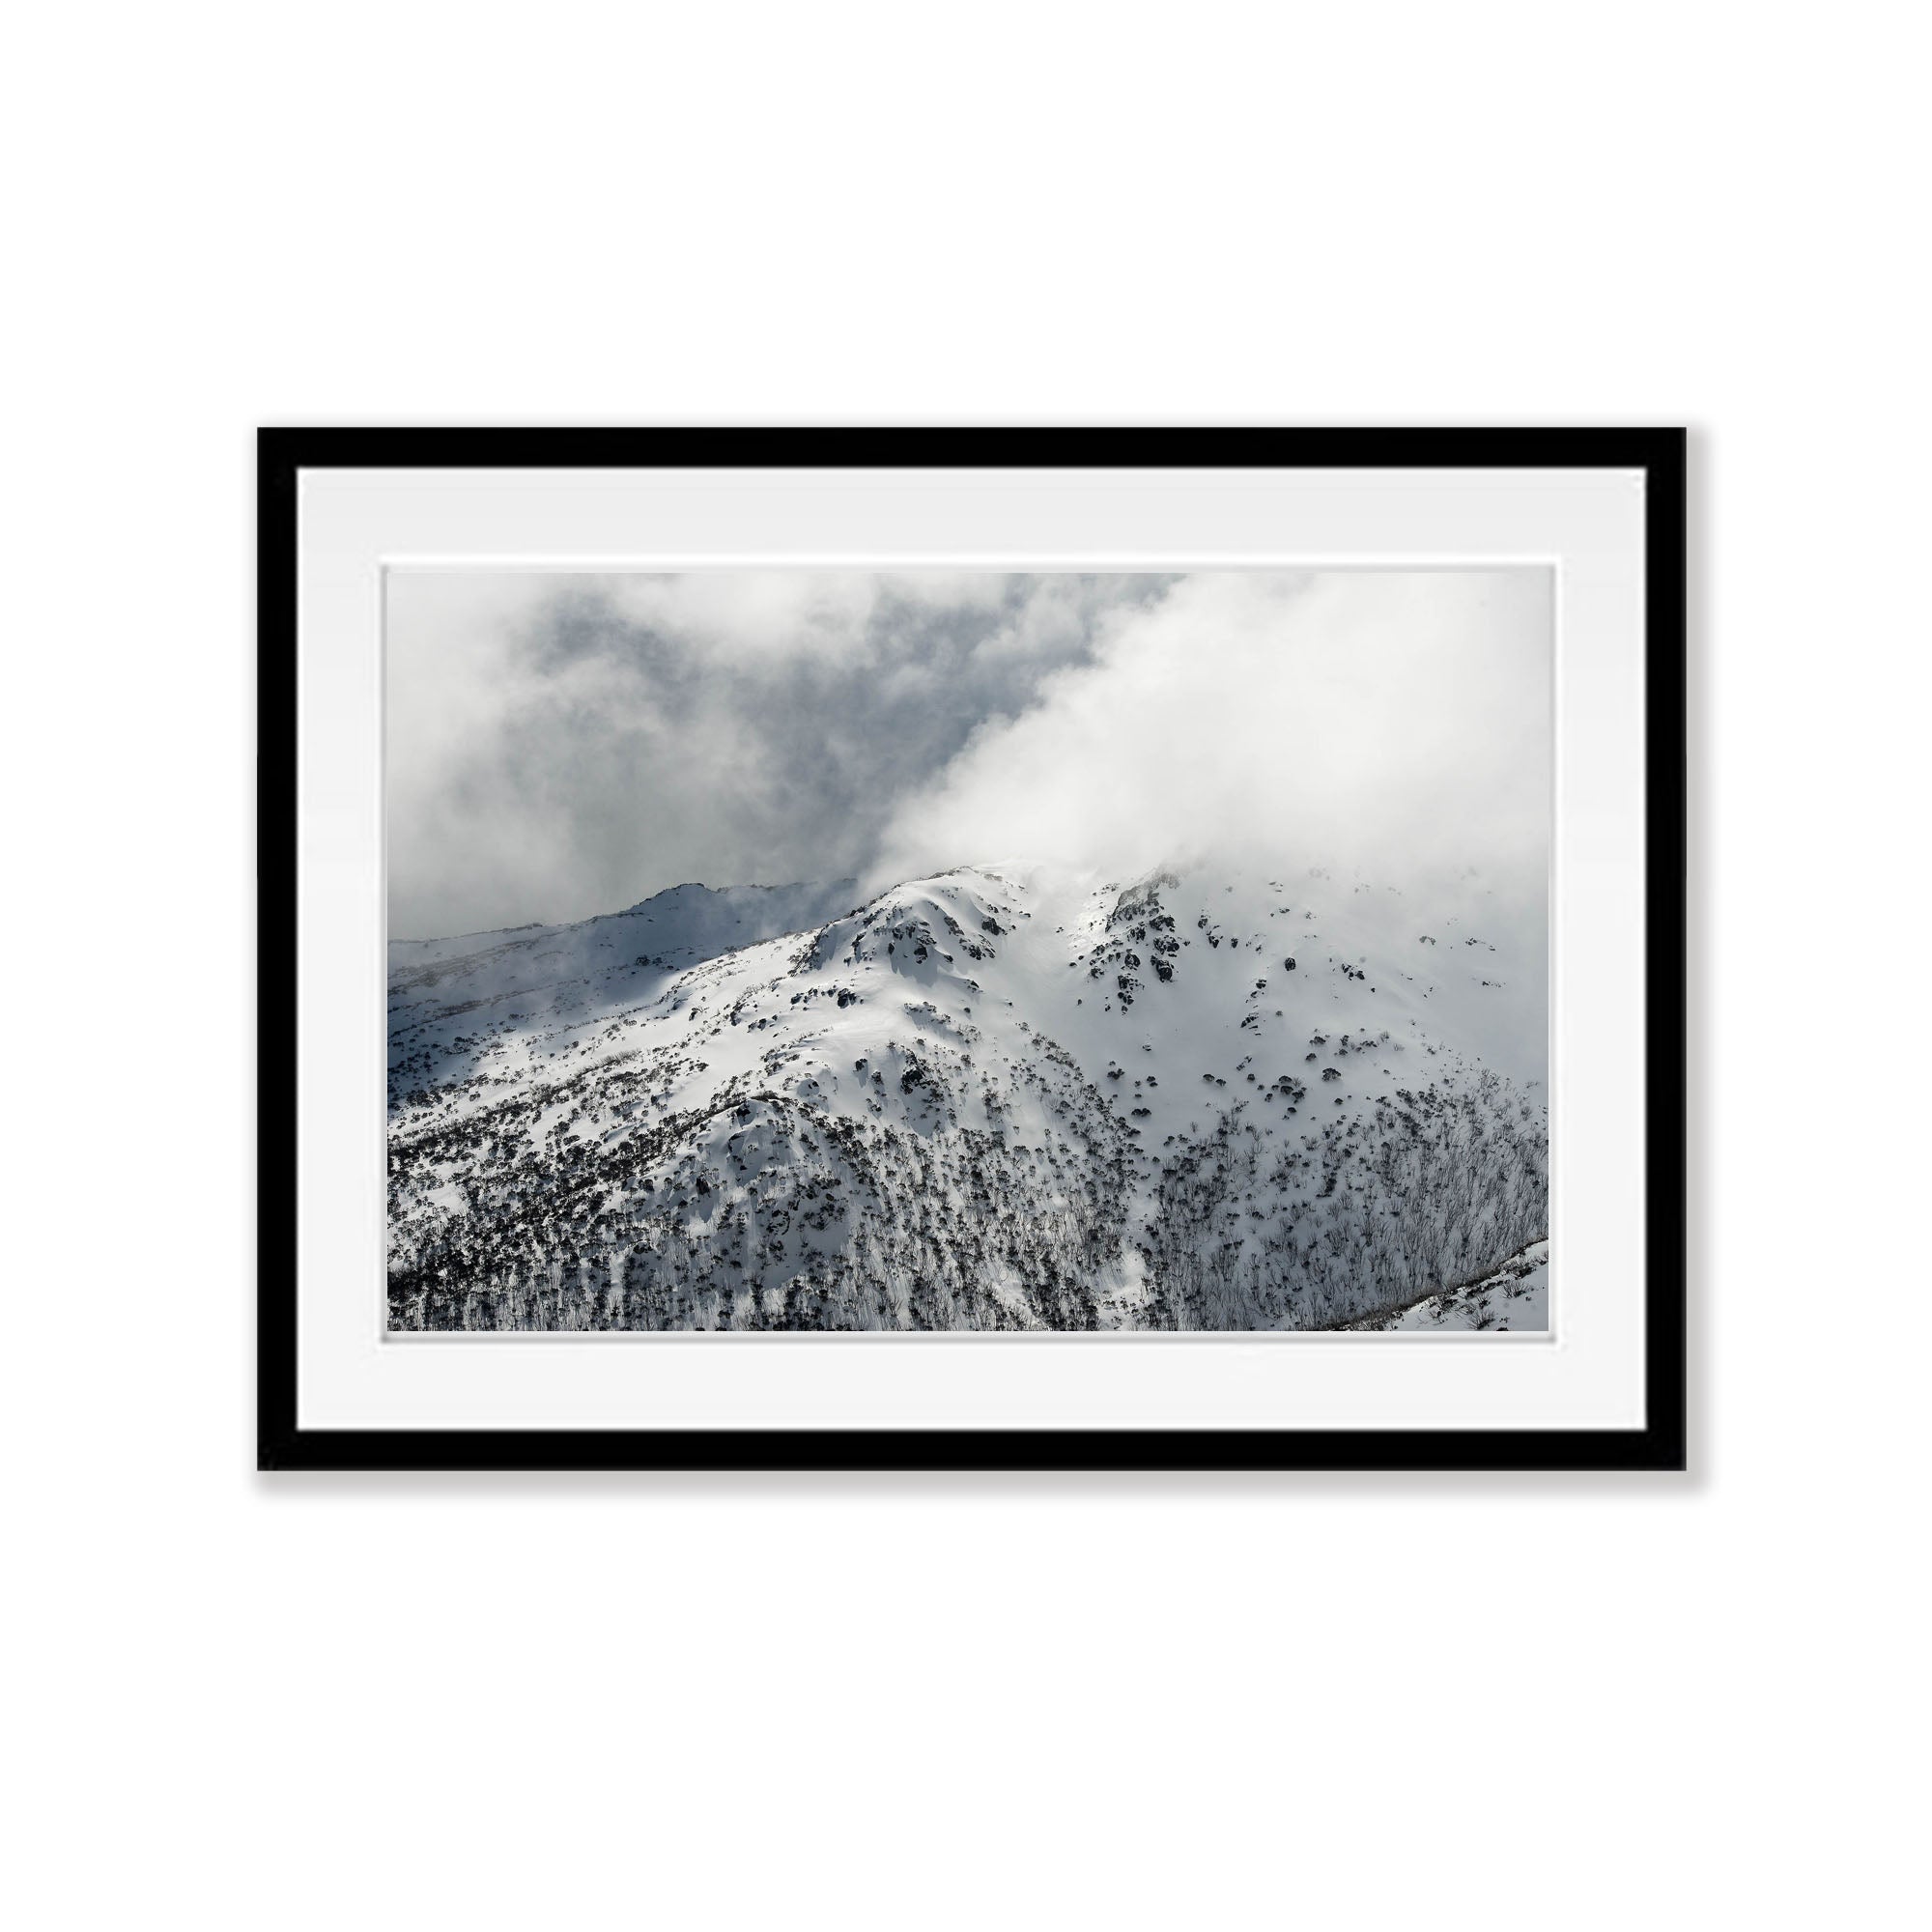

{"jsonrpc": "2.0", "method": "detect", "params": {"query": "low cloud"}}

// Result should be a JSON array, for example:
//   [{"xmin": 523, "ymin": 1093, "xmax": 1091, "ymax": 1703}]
[
  {"xmin": 385, "ymin": 571, "xmax": 1167, "ymax": 937},
  {"xmin": 869, "ymin": 570, "xmax": 1551, "ymax": 903},
  {"xmin": 389, "ymin": 569, "xmax": 1548, "ymax": 944}
]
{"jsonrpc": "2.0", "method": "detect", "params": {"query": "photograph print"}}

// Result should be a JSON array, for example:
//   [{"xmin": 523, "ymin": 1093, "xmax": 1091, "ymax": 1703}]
[{"xmin": 386, "ymin": 568, "xmax": 1550, "ymax": 1335}]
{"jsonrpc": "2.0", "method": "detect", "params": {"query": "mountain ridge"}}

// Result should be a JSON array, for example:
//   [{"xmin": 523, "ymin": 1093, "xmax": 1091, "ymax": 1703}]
[{"xmin": 386, "ymin": 861, "xmax": 1548, "ymax": 1331}]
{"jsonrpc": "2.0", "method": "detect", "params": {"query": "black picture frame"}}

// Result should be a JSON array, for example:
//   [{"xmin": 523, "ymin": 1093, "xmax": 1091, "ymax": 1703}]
[{"xmin": 258, "ymin": 427, "xmax": 1686, "ymax": 1473}]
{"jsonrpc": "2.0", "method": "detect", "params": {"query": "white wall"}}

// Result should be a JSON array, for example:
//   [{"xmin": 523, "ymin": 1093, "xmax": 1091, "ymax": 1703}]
[{"xmin": 6, "ymin": 6, "xmax": 1923, "ymax": 1927}]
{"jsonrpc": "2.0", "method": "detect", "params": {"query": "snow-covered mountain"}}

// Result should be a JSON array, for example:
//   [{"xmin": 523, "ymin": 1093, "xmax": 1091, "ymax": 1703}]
[{"xmin": 386, "ymin": 863, "xmax": 1548, "ymax": 1331}]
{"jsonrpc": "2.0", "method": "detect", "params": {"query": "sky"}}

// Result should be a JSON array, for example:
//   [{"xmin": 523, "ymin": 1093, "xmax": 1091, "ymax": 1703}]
[{"xmin": 386, "ymin": 568, "xmax": 1550, "ymax": 944}]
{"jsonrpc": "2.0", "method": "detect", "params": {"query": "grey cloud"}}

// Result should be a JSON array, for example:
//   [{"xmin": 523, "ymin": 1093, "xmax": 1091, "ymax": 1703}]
[{"xmin": 386, "ymin": 572, "xmax": 1173, "ymax": 939}]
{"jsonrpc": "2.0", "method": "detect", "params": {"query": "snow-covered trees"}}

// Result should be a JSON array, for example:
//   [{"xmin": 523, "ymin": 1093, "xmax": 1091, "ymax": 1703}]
[{"xmin": 386, "ymin": 862, "xmax": 1548, "ymax": 1332}]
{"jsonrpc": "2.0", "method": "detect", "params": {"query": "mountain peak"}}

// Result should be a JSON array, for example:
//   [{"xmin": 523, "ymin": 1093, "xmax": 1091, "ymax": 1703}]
[{"xmin": 386, "ymin": 856, "xmax": 1547, "ymax": 1333}]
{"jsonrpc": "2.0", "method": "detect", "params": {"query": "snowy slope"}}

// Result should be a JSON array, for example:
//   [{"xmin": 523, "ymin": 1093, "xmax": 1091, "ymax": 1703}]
[
  {"xmin": 1336, "ymin": 1239, "xmax": 1548, "ymax": 1332},
  {"xmin": 386, "ymin": 863, "xmax": 1548, "ymax": 1331},
  {"xmin": 388, "ymin": 879, "xmax": 858, "ymax": 1106}
]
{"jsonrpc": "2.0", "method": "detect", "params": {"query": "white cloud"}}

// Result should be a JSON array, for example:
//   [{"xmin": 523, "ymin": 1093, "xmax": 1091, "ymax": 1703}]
[
  {"xmin": 385, "ymin": 568, "xmax": 1548, "ymax": 941},
  {"xmin": 868, "ymin": 569, "xmax": 1551, "ymax": 898}
]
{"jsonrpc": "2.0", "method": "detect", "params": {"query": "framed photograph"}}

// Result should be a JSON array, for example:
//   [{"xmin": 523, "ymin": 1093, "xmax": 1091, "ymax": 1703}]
[{"xmin": 259, "ymin": 428, "xmax": 1685, "ymax": 1471}]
